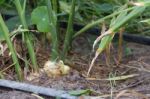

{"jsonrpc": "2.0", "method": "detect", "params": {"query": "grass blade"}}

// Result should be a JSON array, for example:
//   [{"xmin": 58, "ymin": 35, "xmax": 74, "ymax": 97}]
[
  {"xmin": 14, "ymin": 0, "xmax": 38, "ymax": 72},
  {"xmin": 0, "ymin": 14, "xmax": 23, "ymax": 81}
]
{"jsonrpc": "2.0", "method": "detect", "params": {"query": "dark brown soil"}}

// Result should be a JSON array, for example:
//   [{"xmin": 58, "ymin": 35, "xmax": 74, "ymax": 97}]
[
  {"xmin": 0, "ymin": 88, "xmax": 53, "ymax": 99},
  {"xmin": 0, "ymin": 34, "xmax": 150, "ymax": 99},
  {"xmin": 0, "ymin": 89, "xmax": 37, "ymax": 99}
]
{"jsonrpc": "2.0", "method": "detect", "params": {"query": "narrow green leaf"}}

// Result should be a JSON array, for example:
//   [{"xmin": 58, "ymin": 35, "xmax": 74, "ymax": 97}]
[
  {"xmin": 14, "ymin": 0, "xmax": 38, "ymax": 72},
  {"xmin": 74, "ymin": 7, "xmax": 134, "ymax": 38},
  {"xmin": 141, "ymin": 19, "xmax": 150, "ymax": 25},
  {"xmin": 110, "ymin": 9, "xmax": 127, "ymax": 28},
  {"xmin": 0, "ymin": 14, "xmax": 23, "ymax": 81},
  {"xmin": 111, "ymin": 6, "xmax": 145, "ymax": 32},
  {"xmin": 69, "ymin": 89, "xmax": 91, "ymax": 96}
]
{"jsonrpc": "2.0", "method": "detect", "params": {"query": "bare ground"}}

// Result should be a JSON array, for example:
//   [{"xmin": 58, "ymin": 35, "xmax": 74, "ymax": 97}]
[{"xmin": 0, "ymin": 34, "xmax": 150, "ymax": 99}]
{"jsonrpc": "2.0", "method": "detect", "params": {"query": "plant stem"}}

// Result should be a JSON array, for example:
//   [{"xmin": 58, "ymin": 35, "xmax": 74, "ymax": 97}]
[
  {"xmin": 118, "ymin": 28, "xmax": 124, "ymax": 64},
  {"xmin": 62, "ymin": 0, "xmax": 76, "ymax": 59},
  {"xmin": 52, "ymin": 0, "xmax": 59, "ymax": 14},
  {"xmin": 47, "ymin": 0, "xmax": 59, "ymax": 60},
  {"xmin": 51, "ymin": 0, "xmax": 60, "ymax": 40},
  {"xmin": 14, "ymin": 0, "xmax": 38, "ymax": 72},
  {"xmin": 0, "ymin": 14, "xmax": 23, "ymax": 81}
]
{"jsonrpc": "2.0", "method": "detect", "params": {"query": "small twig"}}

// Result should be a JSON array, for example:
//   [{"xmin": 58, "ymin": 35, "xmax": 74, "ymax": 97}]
[
  {"xmin": 16, "ymin": 53, "xmax": 32, "ymax": 68},
  {"xmin": 118, "ymin": 80, "xmax": 144, "ymax": 91},
  {"xmin": 123, "ymin": 64, "xmax": 150, "ymax": 73},
  {"xmin": 0, "ymin": 63, "xmax": 16, "ymax": 73},
  {"xmin": 31, "ymin": 94, "xmax": 44, "ymax": 99},
  {"xmin": 86, "ymin": 74, "xmax": 139, "ymax": 81},
  {"xmin": 115, "ymin": 89, "xmax": 149, "ymax": 99},
  {"xmin": 87, "ymin": 50, "xmax": 100, "ymax": 76}
]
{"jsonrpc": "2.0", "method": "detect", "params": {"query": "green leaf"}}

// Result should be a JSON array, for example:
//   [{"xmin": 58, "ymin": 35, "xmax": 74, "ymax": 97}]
[
  {"xmin": 97, "ymin": 3, "xmax": 113, "ymax": 13},
  {"xmin": 6, "ymin": 15, "xmax": 31, "ymax": 31},
  {"xmin": 98, "ymin": 35, "xmax": 114, "ymax": 54},
  {"xmin": 69, "ymin": 89, "xmax": 91, "ymax": 96},
  {"xmin": 0, "ymin": 0, "xmax": 5, "ymax": 5},
  {"xmin": 0, "ymin": 15, "xmax": 30, "ymax": 42},
  {"xmin": 110, "ymin": 6, "xmax": 128, "ymax": 28},
  {"xmin": 31, "ymin": 6, "xmax": 50, "ymax": 32}
]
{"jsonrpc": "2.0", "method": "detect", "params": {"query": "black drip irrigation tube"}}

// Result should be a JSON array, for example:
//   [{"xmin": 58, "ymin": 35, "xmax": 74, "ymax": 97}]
[
  {"xmin": 60, "ymin": 22, "xmax": 150, "ymax": 45},
  {"xmin": 0, "ymin": 79, "xmax": 105, "ymax": 99},
  {"xmin": 0, "ymin": 79, "xmax": 77, "ymax": 99}
]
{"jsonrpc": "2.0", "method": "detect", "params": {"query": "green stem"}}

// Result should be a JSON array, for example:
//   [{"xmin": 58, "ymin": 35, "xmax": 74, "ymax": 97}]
[
  {"xmin": 47, "ymin": 0, "xmax": 59, "ymax": 60},
  {"xmin": 62, "ymin": 0, "xmax": 76, "ymax": 59},
  {"xmin": 51, "ymin": 0, "xmax": 60, "ymax": 40},
  {"xmin": 0, "ymin": 14, "xmax": 23, "ymax": 81},
  {"xmin": 14, "ymin": 0, "xmax": 38, "ymax": 72},
  {"xmin": 52, "ymin": 0, "xmax": 59, "ymax": 14}
]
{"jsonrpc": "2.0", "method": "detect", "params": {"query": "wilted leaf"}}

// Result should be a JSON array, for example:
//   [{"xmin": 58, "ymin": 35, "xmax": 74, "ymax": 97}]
[
  {"xmin": 87, "ymin": 74, "xmax": 139, "ymax": 81},
  {"xmin": 88, "ymin": 6, "xmax": 145, "ymax": 76}
]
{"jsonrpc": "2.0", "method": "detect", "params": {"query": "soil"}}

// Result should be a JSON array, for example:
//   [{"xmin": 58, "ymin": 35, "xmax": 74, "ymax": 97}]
[
  {"xmin": 0, "ymin": 89, "xmax": 37, "ymax": 99},
  {"xmin": 0, "ymin": 34, "xmax": 150, "ymax": 99},
  {"xmin": 0, "ymin": 87, "xmax": 51, "ymax": 99}
]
